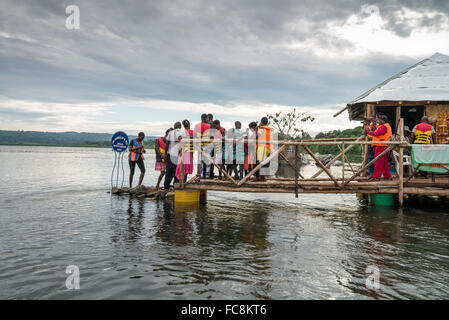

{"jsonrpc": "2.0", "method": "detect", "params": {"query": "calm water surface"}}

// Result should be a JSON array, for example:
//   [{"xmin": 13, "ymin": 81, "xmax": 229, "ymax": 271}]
[{"xmin": 1, "ymin": 146, "xmax": 449, "ymax": 299}]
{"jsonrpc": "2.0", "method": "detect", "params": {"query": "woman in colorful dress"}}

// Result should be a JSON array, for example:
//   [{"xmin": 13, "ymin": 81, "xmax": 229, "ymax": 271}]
[
  {"xmin": 176, "ymin": 120, "xmax": 194, "ymax": 182},
  {"xmin": 244, "ymin": 122, "xmax": 258, "ymax": 175},
  {"xmin": 155, "ymin": 129, "xmax": 170, "ymax": 189}
]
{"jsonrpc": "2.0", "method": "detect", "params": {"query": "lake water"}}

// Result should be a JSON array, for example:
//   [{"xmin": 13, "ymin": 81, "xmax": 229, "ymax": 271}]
[{"xmin": 1, "ymin": 145, "xmax": 449, "ymax": 299}]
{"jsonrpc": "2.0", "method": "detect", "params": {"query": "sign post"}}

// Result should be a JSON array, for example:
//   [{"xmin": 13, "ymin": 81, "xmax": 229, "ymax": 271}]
[{"xmin": 111, "ymin": 131, "xmax": 129, "ymax": 189}]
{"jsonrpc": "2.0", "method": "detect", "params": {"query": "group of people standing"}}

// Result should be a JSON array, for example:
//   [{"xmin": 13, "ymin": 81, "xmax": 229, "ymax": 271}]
[
  {"xmin": 128, "ymin": 113, "xmax": 274, "ymax": 190},
  {"xmin": 364, "ymin": 115, "xmax": 437, "ymax": 180}
]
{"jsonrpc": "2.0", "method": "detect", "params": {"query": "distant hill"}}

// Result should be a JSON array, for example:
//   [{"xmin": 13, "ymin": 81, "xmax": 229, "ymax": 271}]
[{"xmin": 0, "ymin": 130, "xmax": 156, "ymax": 148}]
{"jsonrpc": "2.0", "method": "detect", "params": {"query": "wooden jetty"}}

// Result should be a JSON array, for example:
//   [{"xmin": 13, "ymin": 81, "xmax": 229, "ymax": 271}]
[
  {"xmin": 174, "ymin": 119, "xmax": 449, "ymax": 207},
  {"xmin": 112, "ymin": 118, "xmax": 449, "ymax": 207}
]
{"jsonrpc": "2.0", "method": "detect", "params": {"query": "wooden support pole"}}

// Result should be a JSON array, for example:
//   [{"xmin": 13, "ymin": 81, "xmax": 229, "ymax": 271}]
[
  {"xmin": 405, "ymin": 164, "xmax": 421, "ymax": 184},
  {"xmin": 295, "ymin": 145, "xmax": 298, "ymax": 198},
  {"xmin": 344, "ymin": 145, "xmax": 395, "ymax": 186},
  {"xmin": 341, "ymin": 142, "xmax": 345, "ymax": 186},
  {"xmin": 398, "ymin": 118, "xmax": 404, "ymax": 207},
  {"xmin": 302, "ymin": 145, "xmax": 341, "ymax": 188},
  {"xmin": 338, "ymin": 143, "xmax": 356, "ymax": 175},
  {"xmin": 179, "ymin": 147, "xmax": 184, "ymax": 189},
  {"xmin": 185, "ymin": 174, "xmax": 199, "ymax": 185},
  {"xmin": 311, "ymin": 135, "xmax": 364, "ymax": 178},
  {"xmin": 361, "ymin": 141, "xmax": 369, "ymax": 177},
  {"xmin": 333, "ymin": 105, "xmax": 350, "ymax": 118},
  {"xmin": 396, "ymin": 105, "xmax": 401, "ymax": 131},
  {"xmin": 238, "ymin": 145, "xmax": 287, "ymax": 186},
  {"xmin": 361, "ymin": 106, "xmax": 370, "ymax": 178},
  {"xmin": 279, "ymin": 151, "xmax": 305, "ymax": 179},
  {"xmin": 194, "ymin": 179, "xmax": 402, "ymax": 187}
]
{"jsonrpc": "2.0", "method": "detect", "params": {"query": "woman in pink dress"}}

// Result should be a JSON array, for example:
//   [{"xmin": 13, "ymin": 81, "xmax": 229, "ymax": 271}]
[{"xmin": 176, "ymin": 120, "xmax": 194, "ymax": 182}]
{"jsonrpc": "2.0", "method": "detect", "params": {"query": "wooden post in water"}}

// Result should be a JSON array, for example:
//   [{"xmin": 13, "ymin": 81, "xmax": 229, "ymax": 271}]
[
  {"xmin": 398, "ymin": 118, "xmax": 404, "ymax": 207},
  {"xmin": 341, "ymin": 142, "xmax": 345, "ymax": 187},
  {"xmin": 295, "ymin": 145, "xmax": 298, "ymax": 198}
]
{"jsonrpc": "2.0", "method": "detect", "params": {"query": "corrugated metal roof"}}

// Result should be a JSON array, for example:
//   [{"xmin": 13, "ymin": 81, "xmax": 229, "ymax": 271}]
[{"xmin": 349, "ymin": 52, "xmax": 449, "ymax": 104}]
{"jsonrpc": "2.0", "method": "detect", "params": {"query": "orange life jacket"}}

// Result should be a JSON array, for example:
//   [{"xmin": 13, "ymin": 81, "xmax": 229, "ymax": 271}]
[
  {"xmin": 129, "ymin": 139, "xmax": 144, "ymax": 161},
  {"xmin": 257, "ymin": 125, "xmax": 273, "ymax": 151},
  {"xmin": 371, "ymin": 123, "xmax": 392, "ymax": 147}
]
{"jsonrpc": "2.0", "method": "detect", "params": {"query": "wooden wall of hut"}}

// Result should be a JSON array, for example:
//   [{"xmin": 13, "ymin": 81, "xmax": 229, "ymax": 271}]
[{"xmin": 425, "ymin": 104, "xmax": 449, "ymax": 123}]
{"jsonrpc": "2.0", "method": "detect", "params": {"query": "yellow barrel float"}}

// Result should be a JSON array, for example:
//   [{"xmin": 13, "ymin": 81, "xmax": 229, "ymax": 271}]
[
  {"xmin": 174, "ymin": 190, "xmax": 201, "ymax": 212},
  {"xmin": 174, "ymin": 190, "xmax": 200, "ymax": 203}
]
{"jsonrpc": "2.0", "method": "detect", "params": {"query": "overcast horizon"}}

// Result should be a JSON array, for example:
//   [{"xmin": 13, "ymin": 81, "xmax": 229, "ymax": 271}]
[{"xmin": 2, "ymin": 0, "xmax": 449, "ymax": 136}]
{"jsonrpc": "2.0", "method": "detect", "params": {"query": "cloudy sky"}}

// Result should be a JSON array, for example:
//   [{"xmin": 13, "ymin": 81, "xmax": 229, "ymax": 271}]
[{"xmin": 1, "ymin": 0, "xmax": 449, "ymax": 136}]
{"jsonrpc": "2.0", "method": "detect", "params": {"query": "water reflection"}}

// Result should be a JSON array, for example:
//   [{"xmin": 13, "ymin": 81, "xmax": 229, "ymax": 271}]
[
  {"xmin": 154, "ymin": 202, "xmax": 194, "ymax": 246},
  {"xmin": 126, "ymin": 198, "xmax": 145, "ymax": 243},
  {"xmin": 3, "ymin": 146, "xmax": 449, "ymax": 299},
  {"xmin": 111, "ymin": 197, "xmax": 275, "ymax": 298},
  {"xmin": 337, "ymin": 197, "xmax": 449, "ymax": 299},
  {"xmin": 152, "ymin": 201, "xmax": 273, "ymax": 251}
]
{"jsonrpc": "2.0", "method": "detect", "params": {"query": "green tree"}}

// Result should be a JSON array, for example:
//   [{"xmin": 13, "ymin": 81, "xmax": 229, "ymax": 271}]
[
  {"xmin": 267, "ymin": 108, "xmax": 315, "ymax": 140},
  {"xmin": 311, "ymin": 126, "xmax": 364, "ymax": 162}
]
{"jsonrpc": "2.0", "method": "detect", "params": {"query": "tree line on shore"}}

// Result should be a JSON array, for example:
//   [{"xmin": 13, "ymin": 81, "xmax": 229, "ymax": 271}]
[{"xmin": 0, "ymin": 125, "xmax": 363, "ymax": 162}]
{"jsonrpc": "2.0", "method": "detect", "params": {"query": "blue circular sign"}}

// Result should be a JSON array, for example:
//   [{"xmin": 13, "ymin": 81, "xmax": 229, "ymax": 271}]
[{"xmin": 111, "ymin": 131, "xmax": 129, "ymax": 153}]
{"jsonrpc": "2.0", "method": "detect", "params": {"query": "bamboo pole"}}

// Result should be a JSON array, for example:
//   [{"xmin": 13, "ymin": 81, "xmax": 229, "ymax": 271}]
[
  {"xmin": 185, "ymin": 174, "xmax": 199, "ymax": 185},
  {"xmin": 361, "ymin": 140, "xmax": 369, "ymax": 177},
  {"xmin": 238, "ymin": 145, "xmax": 287, "ymax": 186},
  {"xmin": 195, "ymin": 145, "xmax": 237, "ymax": 185},
  {"xmin": 302, "ymin": 145, "xmax": 341, "ymax": 188},
  {"xmin": 266, "ymin": 177, "xmax": 370, "ymax": 182},
  {"xmin": 343, "ymin": 145, "xmax": 395, "ymax": 186},
  {"xmin": 338, "ymin": 144, "xmax": 356, "ymax": 175},
  {"xmin": 187, "ymin": 139, "xmax": 408, "ymax": 146},
  {"xmin": 398, "ymin": 118, "xmax": 404, "ymax": 207},
  {"xmin": 311, "ymin": 135, "xmax": 364, "ymax": 178},
  {"xmin": 295, "ymin": 145, "xmax": 298, "ymax": 198},
  {"xmin": 333, "ymin": 105, "xmax": 350, "ymax": 118},
  {"xmin": 193, "ymin": 179, "xmax": 402, "ymax": 187},
  {"xmin": 182, "ymin": 184, "xmax": 410, "ymax": 194},
  {"xmin": 341, "ymin": 143, "xmax": 345, "ymax": 186},
  {"xmin": 405, "ymin": 164, "xmax": 421, "ymax": 184}
]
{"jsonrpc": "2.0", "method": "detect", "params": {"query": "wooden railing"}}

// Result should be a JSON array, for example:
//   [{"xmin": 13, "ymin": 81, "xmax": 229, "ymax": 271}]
[{"xmin": 177, "ymin": 119, "xmax": 413, "ymax": 206}]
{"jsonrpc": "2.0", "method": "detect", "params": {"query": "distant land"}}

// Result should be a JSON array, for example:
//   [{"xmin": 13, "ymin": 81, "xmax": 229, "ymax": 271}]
[{"xmin": 0, "ymin": 130, "xmax": 156, "ymax": 148}]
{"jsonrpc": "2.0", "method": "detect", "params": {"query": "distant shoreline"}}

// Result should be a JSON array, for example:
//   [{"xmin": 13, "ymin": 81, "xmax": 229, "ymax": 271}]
[{"xmin": 0, "ymin": 143, "xmax": 111, "ymax": 148}]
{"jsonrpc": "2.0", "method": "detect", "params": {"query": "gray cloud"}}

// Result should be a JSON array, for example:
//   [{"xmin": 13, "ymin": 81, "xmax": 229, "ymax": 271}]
[{"xmin": 0, "ymin": 0, "xmax": 446, "ymax": 109}]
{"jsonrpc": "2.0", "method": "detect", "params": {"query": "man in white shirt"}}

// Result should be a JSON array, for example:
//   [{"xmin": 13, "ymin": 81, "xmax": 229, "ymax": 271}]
[{"xmin": 164, "ymin": 122, "xmax": 183, "ymax": 190}]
